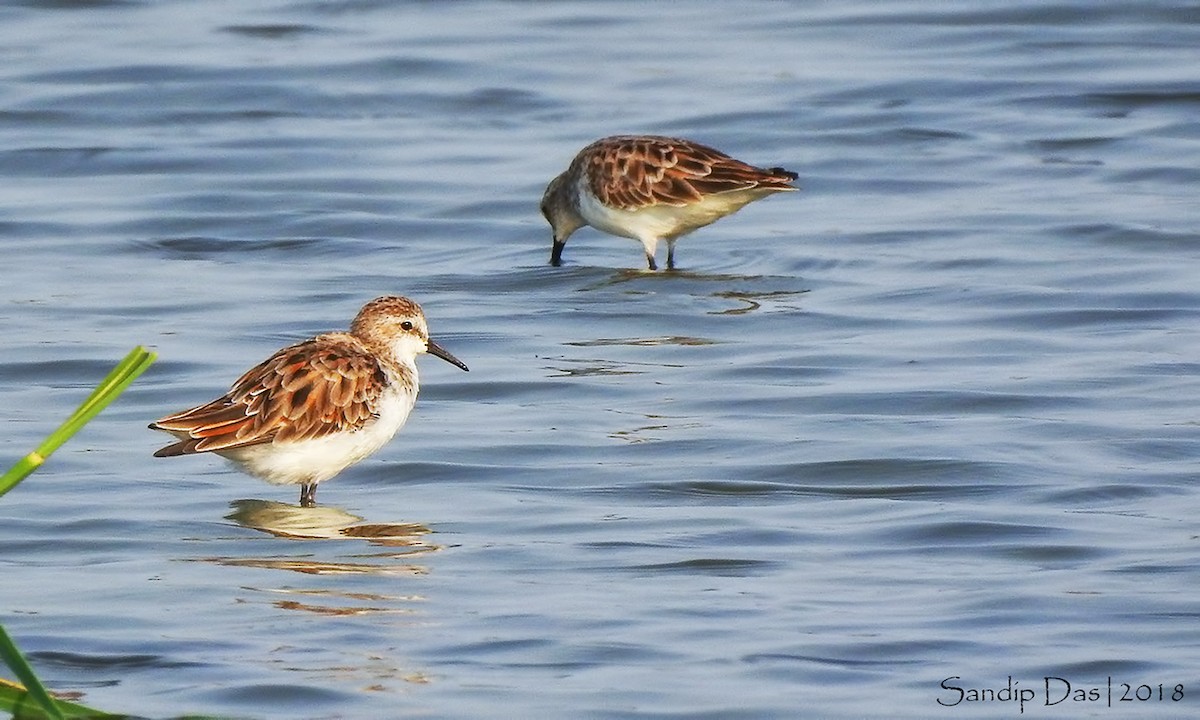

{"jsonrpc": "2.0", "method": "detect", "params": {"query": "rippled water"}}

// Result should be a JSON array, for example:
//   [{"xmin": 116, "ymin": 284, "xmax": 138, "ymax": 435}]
[{"xmin": 2, "ymin": 1, "xmax": 1199, "ymax": 718}]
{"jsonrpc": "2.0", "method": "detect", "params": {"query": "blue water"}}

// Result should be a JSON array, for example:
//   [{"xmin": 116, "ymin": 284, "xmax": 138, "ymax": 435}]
[{"xmin": 1, "ymin": 1, "xmax": 1199, "ymax": 718}]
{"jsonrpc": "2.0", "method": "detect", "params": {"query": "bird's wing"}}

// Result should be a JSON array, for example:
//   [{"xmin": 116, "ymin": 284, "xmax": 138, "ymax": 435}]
[
  {"xmin": 150, "ymin": 335, "xmax": 387, "ymax": 456},
  {"xmin": 583, "ymin": 135, "xmax": 797, "ymax": 210}
]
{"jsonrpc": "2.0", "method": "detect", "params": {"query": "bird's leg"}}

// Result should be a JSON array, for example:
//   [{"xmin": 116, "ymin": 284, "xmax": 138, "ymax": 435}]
[
  {"xmin": 666, "ymin": 243, "xmax": 677, "ymax": 271},
  {"xmin": 640, "ymin": 236, "xmax": 660, "ymax": 271},
  {"xmin": 300, "ymin": 483, "xmax": 316, "ymax": 507}
]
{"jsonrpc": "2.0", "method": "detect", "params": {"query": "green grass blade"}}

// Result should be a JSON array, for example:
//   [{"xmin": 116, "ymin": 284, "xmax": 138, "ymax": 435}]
[
  {"xmin": 0, "ymin": 346, "xmax": 200, "ymax": 720},
  {"xmin": 36, "ymin": 346, "xmax": 158, "ymax": 457},
  {"xmin": 0, "ymin": 455, "xmax": 46, "ymax": 499},
  {"xmin": 0, "ymin": 678, "xmax": 113, "ymax": 720},
  {"xmin": 0, "ymin": 627, "xmax": 65, "ymax": 720},
  {"xmin": 0, "ymin": 347, "xmax": 156, "ymax": 499}
]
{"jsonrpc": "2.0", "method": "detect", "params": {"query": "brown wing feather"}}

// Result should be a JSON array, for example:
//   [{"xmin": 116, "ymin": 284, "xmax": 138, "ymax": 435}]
[
  {"xmin": 583, "ymin": 136, "xmax": 798, "ymax": 210},
  {"xmin": 150, "ymin": 334, "xmax": 387, "ymax": 456}
]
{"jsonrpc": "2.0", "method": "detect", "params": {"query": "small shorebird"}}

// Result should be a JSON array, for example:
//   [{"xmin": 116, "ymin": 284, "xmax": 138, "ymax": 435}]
[
  {"xmin": 150, "ymin": 296, "xmax": 468, "ymax": 507},
  {"xmin": 541, "ymin": 135, "xmax": 799, "ymax": 270}
]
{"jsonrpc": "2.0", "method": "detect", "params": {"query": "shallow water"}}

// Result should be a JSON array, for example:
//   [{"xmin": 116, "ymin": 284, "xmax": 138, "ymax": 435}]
[{"xmin": 1, "ymin": 1, "xmax": 1199, "ymax": 718}]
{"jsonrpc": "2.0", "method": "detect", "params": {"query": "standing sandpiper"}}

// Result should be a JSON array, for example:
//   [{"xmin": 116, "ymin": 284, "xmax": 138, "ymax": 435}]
[
  {"xmin": 541, "ymin": 135, "xmax": 799, "ymax": 270},
  {"xmin": 150, "ymin": 296, "xmax": 468, "ymax": 507}
]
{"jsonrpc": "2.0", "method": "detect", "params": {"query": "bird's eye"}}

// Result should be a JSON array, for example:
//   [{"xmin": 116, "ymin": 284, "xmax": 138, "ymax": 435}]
[{"xmin": 401, "ymin": 321, "xmax": 414, "ymax": 331}]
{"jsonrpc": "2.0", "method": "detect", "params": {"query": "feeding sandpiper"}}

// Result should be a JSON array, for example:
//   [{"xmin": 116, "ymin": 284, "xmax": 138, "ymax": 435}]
[
  {"xmin": 541, "ymin": 135, "xmax": 799, "ymax": 270},
  {"xmin": 149, "ymin": 295, "xmax": 468, "ymax": 507}
]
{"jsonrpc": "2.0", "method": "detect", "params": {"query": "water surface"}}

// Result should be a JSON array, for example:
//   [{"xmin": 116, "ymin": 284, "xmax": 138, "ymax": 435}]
[{"xmin": 1, "ymin": 1, "xmax": 1198, "ymax": 718}]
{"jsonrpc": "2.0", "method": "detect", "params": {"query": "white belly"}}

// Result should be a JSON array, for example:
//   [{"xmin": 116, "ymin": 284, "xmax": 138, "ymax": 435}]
[
  {"xmin": 222, "ymin": 384, "xmax": 417, "ymax": 486},
  {"xmin": 577, "ymin": 184, "xmax": 682, "ymax": 241},
  {"xmin": 577, "ymin": 179, "xmax": 770, "ymax": 242}
]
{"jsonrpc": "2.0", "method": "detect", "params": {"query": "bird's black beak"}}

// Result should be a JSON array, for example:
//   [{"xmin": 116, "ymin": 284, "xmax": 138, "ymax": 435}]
[
  {"xmin": 427, "ymin": 339, "xmax": 469, "ymax": 372},
  {"xmin": 550, "ymin": 240, "xmax": 565, "ymax": 266}
]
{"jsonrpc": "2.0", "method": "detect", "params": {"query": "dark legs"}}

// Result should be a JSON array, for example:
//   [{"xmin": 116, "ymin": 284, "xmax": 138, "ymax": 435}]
[
  {"xmin": 299, "ymin": 483, "xmax": 316, "ymax": 507},
  {"xmin": 560, "ymin": 238, "xmax": 673, "ymax": 270},
  {"xmin": 650, "ymin": 240, "xmax": 677, "ymax": 271}
]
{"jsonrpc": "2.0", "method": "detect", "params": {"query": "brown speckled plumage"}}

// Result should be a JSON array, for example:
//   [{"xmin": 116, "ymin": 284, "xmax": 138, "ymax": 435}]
[
  {"xmin": 150, "ymin": 295, "xmax": 468, "ymax": 506},
  {"xmin": 150, "ymin": 333, "xmax": 396, "ymax": 455},
  {"xmin": 542, "ymin": 135, "xmax": 798, "ymax": 270},
  {"xmin": 579, "ymin": 135, "xmax": 798, "ymax": 210}
]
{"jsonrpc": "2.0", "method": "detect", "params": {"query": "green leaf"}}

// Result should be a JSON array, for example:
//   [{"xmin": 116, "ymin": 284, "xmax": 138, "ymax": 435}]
[
  {"xmin": 1, "ymin": 346, "xmax": 158, "ymax": 719},
  {"xmin": 0, "ymin": 346, "xmax": 156, "ymax": 499},
  {"xmin": 0, "ymin": 679, "xmax": 117, "ymax": 719},
  {"xmin": 0, "ymin": 628, "xmax": 66, "ymax": 720}
]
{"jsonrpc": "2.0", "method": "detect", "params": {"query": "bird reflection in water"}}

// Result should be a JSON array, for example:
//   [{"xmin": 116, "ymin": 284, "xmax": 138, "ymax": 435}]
[
  {"xmin": 210, "ymin": 499, "xmax": 439, "ymax": 583},
  {"xmin": 225, "ymin": 498, "xmax": 434, "ymax": 547}
]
